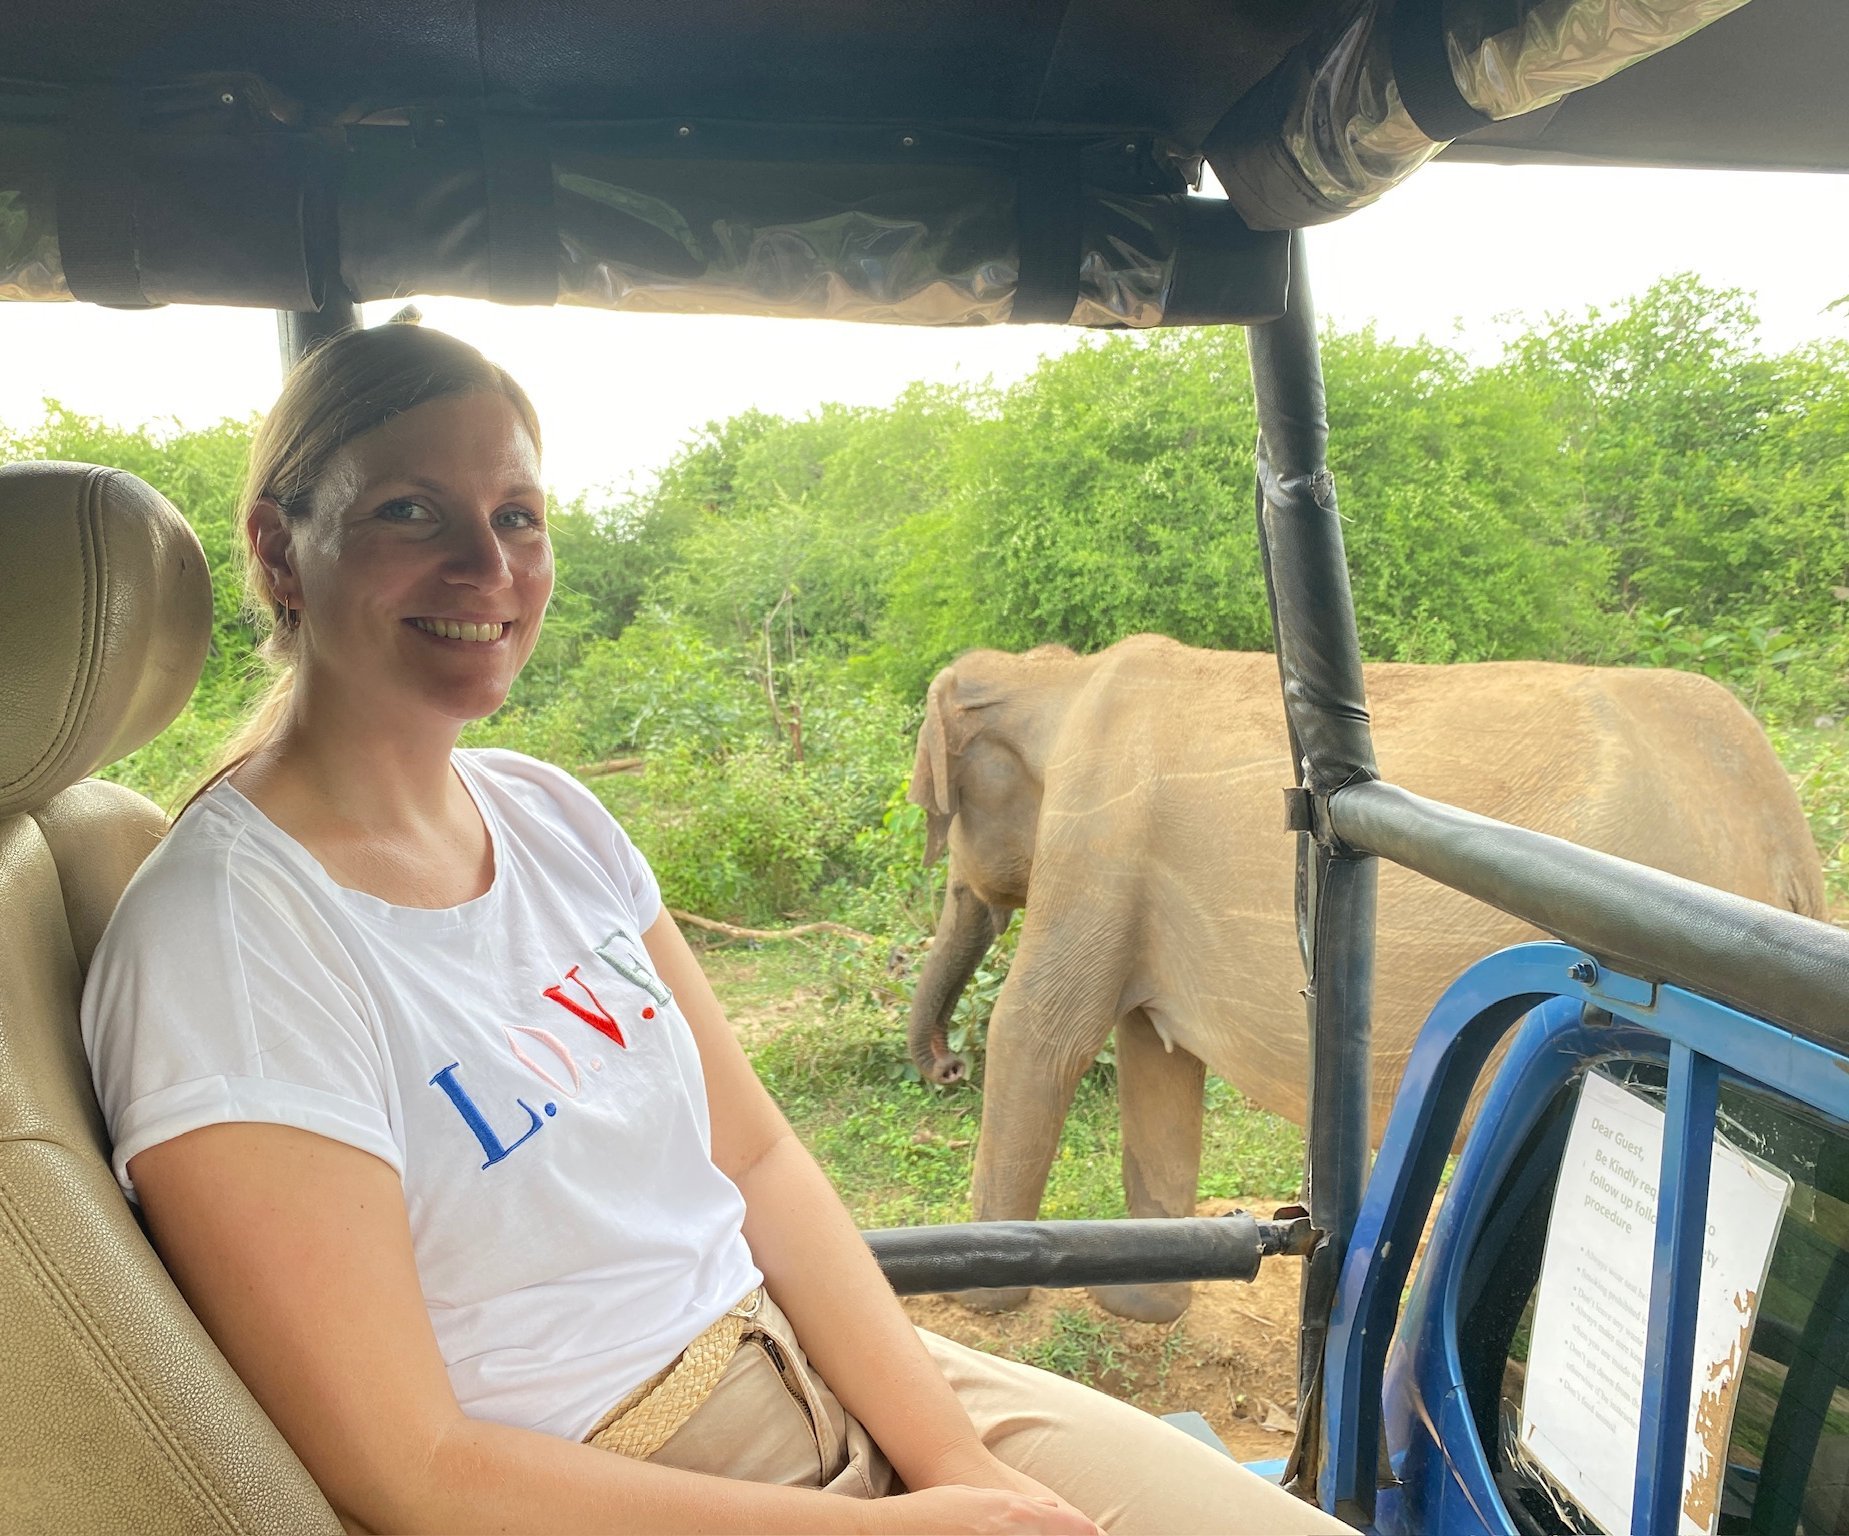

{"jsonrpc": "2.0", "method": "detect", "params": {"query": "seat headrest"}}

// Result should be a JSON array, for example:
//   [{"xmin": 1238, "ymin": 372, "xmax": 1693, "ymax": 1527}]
[{"xmin": 0, "ymin": 462, "xmax": 211, "ymax": 819}]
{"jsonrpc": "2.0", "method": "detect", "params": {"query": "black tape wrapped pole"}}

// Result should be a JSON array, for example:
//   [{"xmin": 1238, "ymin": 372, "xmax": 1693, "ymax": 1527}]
[
  {"xmin": 1246, "ymin": 231, "xmax": 1379, "ymax": 1513},
  {"xmin": 275, "ymin": 294, "xmax": 359, "ymax": 374}
]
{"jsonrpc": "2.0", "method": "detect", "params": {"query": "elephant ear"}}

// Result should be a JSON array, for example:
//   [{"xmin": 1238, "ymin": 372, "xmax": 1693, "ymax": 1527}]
[{"xmin": 910, "ymin": 670, "xmax": 957, "ymax": 866}]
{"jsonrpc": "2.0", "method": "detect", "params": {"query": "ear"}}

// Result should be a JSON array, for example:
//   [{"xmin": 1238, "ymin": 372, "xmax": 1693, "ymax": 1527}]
[
  {"xmin": 910, "ymin": 670, "xmax": 957, "ymax": 865},
  {"xmin": 246, "ymin": 496, "xmax": 301, "ymax": 612}
]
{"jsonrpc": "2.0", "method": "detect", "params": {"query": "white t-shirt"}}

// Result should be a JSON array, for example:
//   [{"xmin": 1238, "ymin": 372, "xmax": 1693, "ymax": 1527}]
[{"xmin": 81, "ymin": 748, "xmax": 762, "ymax": 1442}]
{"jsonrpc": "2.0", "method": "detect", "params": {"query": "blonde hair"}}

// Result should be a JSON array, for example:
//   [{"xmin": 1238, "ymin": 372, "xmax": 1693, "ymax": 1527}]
[{"xmin": 177, "ymin": 323, "xmax": 542, "ymax": 816}]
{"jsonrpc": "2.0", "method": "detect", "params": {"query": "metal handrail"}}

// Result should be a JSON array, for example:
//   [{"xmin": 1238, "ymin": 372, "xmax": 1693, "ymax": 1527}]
[{"xmin": 862, "ymin": 1212, "xmax": 1315, "ymax": 1296}]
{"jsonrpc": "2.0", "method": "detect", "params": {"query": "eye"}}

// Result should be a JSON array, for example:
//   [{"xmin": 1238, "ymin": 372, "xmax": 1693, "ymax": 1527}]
[
  {"xmin": 377, "ymin": 498, "xmax": 436, "ymax": 523},
  {"xmin": 495, "ymin": 505, "xmax": 546, "ymax": 531}
]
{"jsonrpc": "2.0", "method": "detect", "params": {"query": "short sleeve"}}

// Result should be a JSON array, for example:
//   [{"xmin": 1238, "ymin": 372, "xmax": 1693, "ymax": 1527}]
[
  {"xmin": 605, "ymin": 815, "xmax": 663, "ymax": 931},
  {"xmin": 81, "ymin": 826, "xmax": 403, "ymax": 1201}
]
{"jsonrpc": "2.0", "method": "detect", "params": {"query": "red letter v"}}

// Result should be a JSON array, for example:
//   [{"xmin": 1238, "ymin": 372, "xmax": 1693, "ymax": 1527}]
[{"xmin": 542, "ymin": 965, "xmax": 627, "ymax": 1048}]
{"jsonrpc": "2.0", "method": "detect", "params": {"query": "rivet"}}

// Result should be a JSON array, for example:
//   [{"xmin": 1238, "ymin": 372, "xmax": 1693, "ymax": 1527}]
[
  {"xmin": 1123, "ymin": 140, "xmax": 1137, "ymax": 154},
  {"xmin": 676, "ymin": 124, "xmax": 693, "ymax": 139},
  {"xmin": 219, "ymin": 91, "xmax": 236, "ymax": 107},
  {"xmin": 900, "ymin": 133, "xmax": 917, "ymax": 149},
  {"xmin": 432, "ymin": 115, "xmax": 447, "ymax": 129}
]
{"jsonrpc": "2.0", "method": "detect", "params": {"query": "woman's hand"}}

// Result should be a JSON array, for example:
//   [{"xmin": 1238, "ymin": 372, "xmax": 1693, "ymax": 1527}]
[
  {"xmin": 877, "ymin": 1482, "xmax": 1104, "ymax": 1534},
  {"xmin": 893, "ymin": 1448, "xmax": 1102, "ymax": 1534}
]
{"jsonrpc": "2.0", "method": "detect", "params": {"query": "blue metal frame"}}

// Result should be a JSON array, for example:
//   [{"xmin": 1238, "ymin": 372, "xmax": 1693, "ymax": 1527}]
[
  {"xmin": 1325, "ymin": 941, "xmax": 1849, "ymax": 1532},
  {"xmin": 1635, "ymin": 1041, "xmax": 1720, "ymax": 1532}
]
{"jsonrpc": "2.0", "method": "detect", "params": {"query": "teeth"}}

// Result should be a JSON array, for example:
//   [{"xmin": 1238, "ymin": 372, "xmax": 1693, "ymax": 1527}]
[{"xmin": 413, "ymin": 618, "xmax": 506, "ymax": 642}]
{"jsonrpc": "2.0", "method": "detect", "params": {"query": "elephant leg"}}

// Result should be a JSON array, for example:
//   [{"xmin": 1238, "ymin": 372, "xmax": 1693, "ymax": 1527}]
[
  {"xmin": 1091, "ymin": 1011, "xmax": 1205, "ymax": 1325},
  {"xmin": 958, "ymin": 939, "xmax": 1118, "ymax": 1313}
]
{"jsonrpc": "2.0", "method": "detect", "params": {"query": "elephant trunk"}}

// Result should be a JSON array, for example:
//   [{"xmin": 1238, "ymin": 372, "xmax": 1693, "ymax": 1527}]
[{"xmin": 909, "ymin": 874, "xmax": 1011, "ymax": 1085}]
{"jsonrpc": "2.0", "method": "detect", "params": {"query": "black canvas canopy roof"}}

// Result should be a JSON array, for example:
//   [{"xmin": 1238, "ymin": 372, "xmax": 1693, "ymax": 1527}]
[{"xmin": 4, "ymin": 0, "xmax": 1844, "ymax": 324}]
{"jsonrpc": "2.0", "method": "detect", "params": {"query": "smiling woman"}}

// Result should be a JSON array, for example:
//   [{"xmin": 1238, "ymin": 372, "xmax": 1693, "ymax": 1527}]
[
  {"xmin": 175, "ymin": 323, "xmax": 545, "ymax": 795},
  {"xmin": 249, "ymin": 390, "xmax": 550, "ymax": 737},
  {"xmin": 73, "ymin": 319, "xmax": 1350, "ymax": 1535}
]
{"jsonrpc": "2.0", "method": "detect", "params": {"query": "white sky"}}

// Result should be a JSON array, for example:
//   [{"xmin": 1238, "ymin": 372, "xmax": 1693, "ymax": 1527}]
[{"xmin": 2, "ymin": 162, "xmax": 1845, "ymax": 503}]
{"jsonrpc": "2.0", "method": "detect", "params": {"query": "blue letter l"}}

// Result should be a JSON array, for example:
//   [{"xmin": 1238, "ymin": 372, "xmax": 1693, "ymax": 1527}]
[{"xmin": 429, "ymin": 1062, "xmax": 544, "ymax": 1170}]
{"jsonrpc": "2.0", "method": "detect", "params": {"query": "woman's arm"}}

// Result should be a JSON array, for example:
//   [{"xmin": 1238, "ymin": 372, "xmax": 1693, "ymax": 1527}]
[
  {"xmin": 130, "ymin": 1122, "xmax": 1079, "ymax": 1535},
  {"xmin": 644, "ymin": 914, "xmax": 1101, "ymax": 1522}
]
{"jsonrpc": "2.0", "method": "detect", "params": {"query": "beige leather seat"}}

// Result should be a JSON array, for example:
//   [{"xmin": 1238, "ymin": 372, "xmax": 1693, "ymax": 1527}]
[{"xmin": 0, "ymin": 462, "xmax": 339, "ymax": 1533}]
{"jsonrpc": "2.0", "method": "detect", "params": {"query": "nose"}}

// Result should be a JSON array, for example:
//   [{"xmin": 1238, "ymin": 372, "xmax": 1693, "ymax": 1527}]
[{"xmin": 441, "ymin": 513, "xmax": 514, "ymax": 592}]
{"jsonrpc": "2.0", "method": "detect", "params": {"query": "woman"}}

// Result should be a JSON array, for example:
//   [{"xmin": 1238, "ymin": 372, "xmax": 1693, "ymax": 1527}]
[{"xmin": 81, "ymin": 324, "xmax": 1350, "ymax": 1535}]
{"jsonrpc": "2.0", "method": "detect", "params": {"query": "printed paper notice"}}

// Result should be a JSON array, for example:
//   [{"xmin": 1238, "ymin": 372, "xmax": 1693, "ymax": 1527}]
[{"xmin": 1519, "ymin": 1072, "xmax": 1791, "ymax": 1535}]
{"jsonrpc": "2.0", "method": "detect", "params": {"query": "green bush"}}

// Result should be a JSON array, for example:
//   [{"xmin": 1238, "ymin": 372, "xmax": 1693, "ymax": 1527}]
[
  {"xmin": 581, "ymin": 657, "xmax": 923, "ymax": 929},
  {"xmin": 15, "ymin": 273, "xmax": 1849, "ymax": 935},
  {"xmin": 1765, "ymin": 723, "xmax": 1849, "ymax": 915}
]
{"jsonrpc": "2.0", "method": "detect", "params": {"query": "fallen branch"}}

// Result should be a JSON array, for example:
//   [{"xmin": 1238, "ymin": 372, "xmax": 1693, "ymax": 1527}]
[
  {"xmin": 575, "ymin": 757, "xmax": 645, "ymax": 779},
  {"xmin": 670, "ymin": 908, "xmax": 876, "ymax": 944}
]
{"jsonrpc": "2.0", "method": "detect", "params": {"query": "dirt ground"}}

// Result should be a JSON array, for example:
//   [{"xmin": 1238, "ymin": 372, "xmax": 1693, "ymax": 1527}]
[{"xmin": 898, "ymin": 1197, "xmax": 1305, "ymax": 1463}]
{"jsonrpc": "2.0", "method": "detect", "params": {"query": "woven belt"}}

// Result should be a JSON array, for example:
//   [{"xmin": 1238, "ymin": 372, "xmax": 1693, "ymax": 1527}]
[{"xmin": 585, "ymin": 1288, "xmax": 765, "ymax": 1460}]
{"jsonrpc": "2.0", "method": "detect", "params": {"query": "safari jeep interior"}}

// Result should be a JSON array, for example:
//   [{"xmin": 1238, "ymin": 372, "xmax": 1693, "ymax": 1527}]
[
  {"xmin": 5, "ymin": 2, "xmax": 1849, "ymax": 1531},
  {"xmin": 0, "ymin": 463, "xmax": 336, "ymax": 1531}
]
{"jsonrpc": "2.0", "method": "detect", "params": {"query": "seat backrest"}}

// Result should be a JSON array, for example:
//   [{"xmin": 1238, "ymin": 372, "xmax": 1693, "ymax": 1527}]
[{"xmin": 0, "ymin": 462, "xmax": 341, "ymax": 1535}]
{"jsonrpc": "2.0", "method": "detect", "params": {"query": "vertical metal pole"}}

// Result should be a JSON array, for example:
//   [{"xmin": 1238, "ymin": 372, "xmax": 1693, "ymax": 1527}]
[
  {"xmin": 1246, "ymin": 231, "xmax": 1380, "ymax": 1513},
  {"xmin": 1635, "ymin": 1042, "xmax": 1720, "ymax": 1535},
  {"xmin": 275, "ymin": 291, "xmax": 359, "ymax": 374}
]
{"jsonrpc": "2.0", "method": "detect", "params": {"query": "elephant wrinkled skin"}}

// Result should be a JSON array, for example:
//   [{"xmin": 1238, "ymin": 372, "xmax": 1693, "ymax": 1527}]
[{"xmin": 906, "ymin": 636, "xmax": 1826, "ymax": 1322}]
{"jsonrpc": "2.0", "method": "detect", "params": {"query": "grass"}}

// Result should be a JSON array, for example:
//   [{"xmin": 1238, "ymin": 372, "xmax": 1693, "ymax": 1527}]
[
  {"xmin": 703, "ymin": 938, "xmax": 1307, "ymax": 1231},
  {"xmin": 1015, "ymin": 1308, "xmax": 1128, "ymax": 1385},
  {"xmin": 1768, "ymin": 720, "xmax": 1849, "ymax": 916}
]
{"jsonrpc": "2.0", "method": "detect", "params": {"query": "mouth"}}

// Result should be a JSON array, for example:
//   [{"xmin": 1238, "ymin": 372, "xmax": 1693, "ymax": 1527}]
[{"xmin": 407, "ymin": 617, "xmax": 513, "ymax": 644}]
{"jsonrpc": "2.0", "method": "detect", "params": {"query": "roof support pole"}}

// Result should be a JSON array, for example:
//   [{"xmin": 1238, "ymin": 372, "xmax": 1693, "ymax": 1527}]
[
  {"xmin": 1245, "ymin": 231, "xmax": 1379, "ymax": 1518},
  {"xmin": 275, "ymin": 292, "xmax": 359, "ymax": 375}
]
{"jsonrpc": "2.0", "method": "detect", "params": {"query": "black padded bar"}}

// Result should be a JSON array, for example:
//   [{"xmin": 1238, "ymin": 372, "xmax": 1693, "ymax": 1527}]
[
  {"xmin": 275, "ymin": 293, "xmax": 358, "ymax": 374},
  {"xmin": 1390, "ymin": 0, "xmax": 1495, "ymax": 143},
  {"xmin": 58, "ymin": 88, "xmax": 154, "ymax": 309},
  {"xmin": 862, "ymin": 1214, "xmax": 1309, "ymax": 1295},
  {"xmin": 1248, "ymin": 235, "xmax": 1377, "ymax": 798},
  {"xmin": 1246, "ymin": 232, "xmax": 1380, "ymax": 1494},
  {"xmin": 481, "ymin": 116, "xmax": 560, "ymax": 306},
  {"xmin": 1011, "ymin": 141, "xmax": 1082, "ymax": 324},
  {"xmin": 1328, "ymin": 779, "xmax": 1849, "ymax": 1053}
]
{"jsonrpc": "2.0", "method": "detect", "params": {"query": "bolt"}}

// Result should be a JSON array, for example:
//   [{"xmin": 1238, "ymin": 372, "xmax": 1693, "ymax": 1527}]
[
  {"xmin": 676, "ymin": 124, "xmax": 693, "ymax": 139},
  {"xmin": 1568, "ymin": 959, "xmax": 1598, "ymax": 985}
]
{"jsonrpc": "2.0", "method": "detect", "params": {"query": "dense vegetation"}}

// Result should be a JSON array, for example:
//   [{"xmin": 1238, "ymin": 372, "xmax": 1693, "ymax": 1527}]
[{"xmin": 9, "ymin": 273, "xmax": 1847, "ymax": 1218}]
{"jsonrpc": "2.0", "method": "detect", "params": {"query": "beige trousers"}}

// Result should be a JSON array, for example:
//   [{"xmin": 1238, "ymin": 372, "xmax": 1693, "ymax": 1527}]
[{"xmin": 630, "ymin": 1294, "xmax": 1353, "ymax": 1535}]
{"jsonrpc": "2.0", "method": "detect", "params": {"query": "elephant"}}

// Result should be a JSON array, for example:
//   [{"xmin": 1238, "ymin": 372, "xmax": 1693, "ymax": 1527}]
[{"xmin": 906, "ymin": 634, "xmax": 1826, "ymax": 1323}]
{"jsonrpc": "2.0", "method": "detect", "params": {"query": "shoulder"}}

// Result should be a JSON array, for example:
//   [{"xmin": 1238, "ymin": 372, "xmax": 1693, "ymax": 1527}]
[
  {"xmin": 459, "ymin": 749, "xmax": 647, "ymax": 860},
  {"xmin": 459, "ymin": 749, "xmax": 662, "ymax": 919},
  {"xmin": 461, "ymin": 746, "xmax": 598, "ymax": 804},
  {"xmin": 458, "ymin": 748, "xmax": 615, "ymax": 838},
  {"xmin": 93, "ymin": 783, "xmax": 339, "ymax": 976},
  {"xmin": 104, "ymin": 786, "xmax": 259, "ymax": 937}
]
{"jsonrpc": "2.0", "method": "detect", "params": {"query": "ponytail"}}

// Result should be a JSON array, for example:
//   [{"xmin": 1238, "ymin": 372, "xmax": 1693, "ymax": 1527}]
[{"xmin": 172, "ymin": 670, "xmax": 296, "ymax": 819}]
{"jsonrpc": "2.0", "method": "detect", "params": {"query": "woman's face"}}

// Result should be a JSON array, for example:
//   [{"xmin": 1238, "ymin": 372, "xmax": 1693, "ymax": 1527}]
[{"xmin": 257, "ymin": 390, "xmax": 553, "ymax": 731}]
